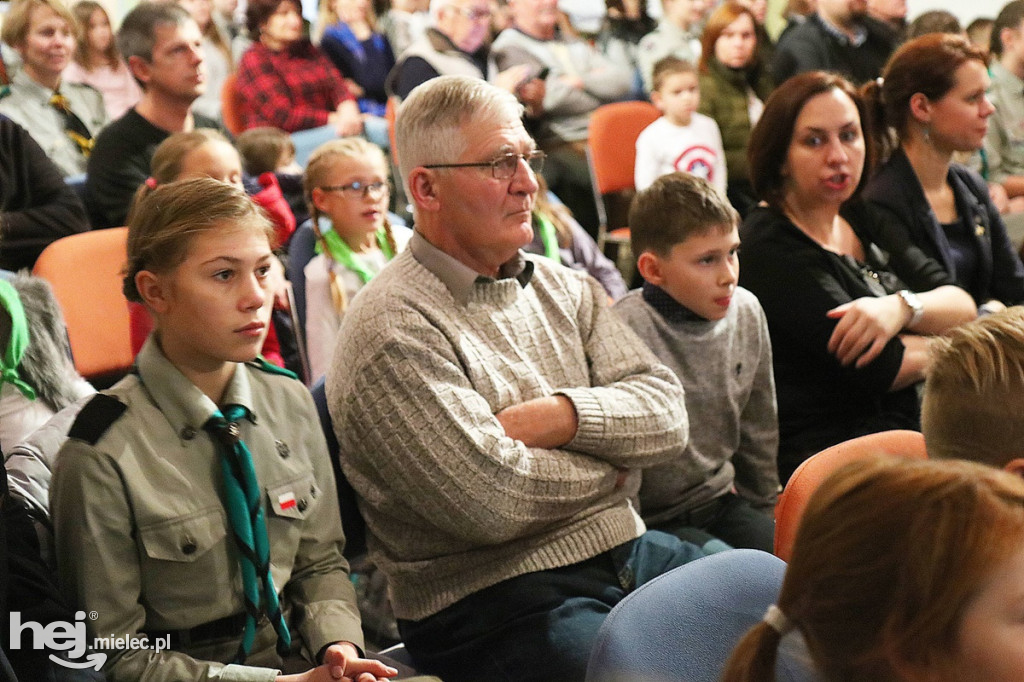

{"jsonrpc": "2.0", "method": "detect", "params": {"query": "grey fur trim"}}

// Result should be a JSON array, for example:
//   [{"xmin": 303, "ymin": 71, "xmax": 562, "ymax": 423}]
[{"xmin": 4, "ymin": 274, "xmax": 85, "ymax": 412}]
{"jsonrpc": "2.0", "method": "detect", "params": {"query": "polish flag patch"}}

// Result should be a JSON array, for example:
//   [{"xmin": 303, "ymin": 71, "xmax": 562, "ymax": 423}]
[{"xmin": 278, "ymin": 492, "xmax": 297, "ymax": 510}]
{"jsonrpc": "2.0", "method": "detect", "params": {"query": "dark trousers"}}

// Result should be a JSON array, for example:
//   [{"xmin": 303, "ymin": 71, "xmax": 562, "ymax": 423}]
[
  {"xmin": 651, "ymin": 493, "xmax": 775, "ymax": 554},
  {"xmin": 398, "ymin": 530, "xmax": 705, "ymax": 682}
]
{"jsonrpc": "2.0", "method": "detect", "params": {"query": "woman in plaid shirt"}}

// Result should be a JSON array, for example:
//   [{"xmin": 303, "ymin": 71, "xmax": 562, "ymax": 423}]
[{"xmin": 236, "ymin": 0, "xmax": 363, "ymax": 136}]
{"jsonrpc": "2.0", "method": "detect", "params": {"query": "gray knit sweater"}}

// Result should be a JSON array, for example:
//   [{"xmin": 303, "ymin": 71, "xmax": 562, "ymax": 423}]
[
  {"xmin": 327, "ymin": 246, "xmax": 688, "ymax": 620},
  {"xmin": 614, "ymin": 285, "xmax": 779, "ymax": 523}
]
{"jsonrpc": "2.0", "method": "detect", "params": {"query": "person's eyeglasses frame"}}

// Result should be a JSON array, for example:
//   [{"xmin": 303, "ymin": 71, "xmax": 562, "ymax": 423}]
[
  {"xmin": 422, "ymin": 151, "xmax": 546, "ymax": 180},
  {"xmin": 317, "ymin": 180, "xmax": 391, "ymax": 200},
  {"xmin": 447, "ymin": 4, "xmax": 493, "ymax": 21}
]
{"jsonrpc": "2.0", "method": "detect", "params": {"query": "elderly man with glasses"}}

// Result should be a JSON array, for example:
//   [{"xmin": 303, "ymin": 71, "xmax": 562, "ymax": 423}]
[{"xmin": 327, "ymin": 75, "xmax": 704, "ymax": 682}]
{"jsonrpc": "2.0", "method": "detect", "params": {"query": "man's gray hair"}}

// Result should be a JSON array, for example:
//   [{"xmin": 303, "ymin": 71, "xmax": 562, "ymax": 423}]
[
  {"xmin": 118, "ymin": 2, "xmax": 192, "ymax": 64},
  {"xmin": 396, "ymin": 75, "xmax": 525, "ymax": 194}
]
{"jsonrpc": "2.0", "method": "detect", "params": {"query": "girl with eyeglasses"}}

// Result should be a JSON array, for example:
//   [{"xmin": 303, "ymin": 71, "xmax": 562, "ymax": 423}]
[{"xmin": 302, "ymin": 138, "xmax": 411, "ymax": 382}]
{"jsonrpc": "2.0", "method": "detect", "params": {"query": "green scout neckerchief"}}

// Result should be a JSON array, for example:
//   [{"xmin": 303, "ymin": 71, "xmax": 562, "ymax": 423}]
[
  {"xmin": 317, "ymin": 226, "xmax": 396, "ymax": 285},
  {"xmin": 203, "ymin": 405, "xmax": 291, "ymax": 663}
]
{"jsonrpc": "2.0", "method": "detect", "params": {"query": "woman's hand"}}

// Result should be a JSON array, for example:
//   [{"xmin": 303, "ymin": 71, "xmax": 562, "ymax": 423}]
[
  {"xmin": 826, "ymin": 295, "xmax": 909, "ymax": 367},
  {"xmin": 344, "ymin": 78, "xmax": 365, "ymax": 98},
  {"xmin": 275, "ymin": 642, "xmax": 397, "ymax": 682},
  {"xmin": 330, "ymin": 100, "xmax": 364, "ymax": 137}
]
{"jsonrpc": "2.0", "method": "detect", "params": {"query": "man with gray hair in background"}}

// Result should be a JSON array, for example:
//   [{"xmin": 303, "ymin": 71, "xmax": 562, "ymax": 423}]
[
  {"xmin": 386, "ymin": 0, "xmax": 534, "ymax": 100},
  {"xmin": 327, "ymin": 74, "xmax": 704, "ymax": 682}
]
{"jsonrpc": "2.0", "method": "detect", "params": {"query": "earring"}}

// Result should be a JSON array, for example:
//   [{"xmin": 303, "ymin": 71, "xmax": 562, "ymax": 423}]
[{"xmin": 922, "ymin": 124, "xmax": 931, "ymax": 143}]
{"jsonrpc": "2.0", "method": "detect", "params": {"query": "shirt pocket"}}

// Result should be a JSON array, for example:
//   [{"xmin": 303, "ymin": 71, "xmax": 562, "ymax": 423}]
[
  {"xmin": 265, "ymin": 474, "xmax": 322, "ymax": 576},
  {"xmin": 137, "ymin": 509, "xmax": 233, "ymax": 614},
  {"xmin": 140, "ymin": 508, "xmax": 227, "ymax": 562}
]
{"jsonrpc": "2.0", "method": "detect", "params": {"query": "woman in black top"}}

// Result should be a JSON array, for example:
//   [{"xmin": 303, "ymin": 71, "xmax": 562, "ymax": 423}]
[
  {"xmin": 739, "ymin": 71, "xmax": 975, "ymax": 481},
  {"xmin": 861, "ymin": 33, "xmax": 1024, "ymax": 311}
]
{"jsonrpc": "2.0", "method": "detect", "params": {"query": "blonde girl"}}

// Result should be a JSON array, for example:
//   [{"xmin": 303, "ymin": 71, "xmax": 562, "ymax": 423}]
[
  {"xmin": 51, "ymin": 178, "xmax": 397, "ymax": 682},
  {"xmin": 302, "ymin": 137, "xmax": 410, "ymax": 382},
  {"xmin": 65, "ymin": 0, "xmax": 142, "ymax": 119}
]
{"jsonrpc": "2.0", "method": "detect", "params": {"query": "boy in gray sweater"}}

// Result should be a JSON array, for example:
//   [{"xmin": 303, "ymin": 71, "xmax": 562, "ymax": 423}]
[{"xmin": 614, "ymin": 172, "xmax": 779, "ymax": 551}]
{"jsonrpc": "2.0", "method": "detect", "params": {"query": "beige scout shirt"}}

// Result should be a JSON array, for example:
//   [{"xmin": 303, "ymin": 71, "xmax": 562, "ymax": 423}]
[
  {"xmin": 0, "ymin": 70, "xmax": 107, "ymax": 177},
  {"xmin": 51, "ymin": 337, "xmax": 363, "ymax": 682}
]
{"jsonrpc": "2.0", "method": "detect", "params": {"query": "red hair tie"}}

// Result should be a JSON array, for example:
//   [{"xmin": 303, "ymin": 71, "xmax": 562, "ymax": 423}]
[{"xmin": 145, "ymin": 177, "xmax": 158, "ymax": 190}]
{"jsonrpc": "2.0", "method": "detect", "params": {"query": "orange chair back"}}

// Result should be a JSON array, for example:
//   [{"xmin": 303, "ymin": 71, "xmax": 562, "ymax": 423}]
[
  {"xmin": 33, "ymin": 228, "xmax": 133, "ymax": 382},
  {"xmin": 587, "ymin": 101, "xmax": 660, "ymax": 196},
  {"xmin": 774, "ymin": 430, "xmax": 927, "ymax": 562},
  {"xmin": 221, "ymin": 72, "xmax": 245, "ymax": 137},
  {"xmin": 385, "ymin": 97, "xmax": 399, "ymax": 167}
]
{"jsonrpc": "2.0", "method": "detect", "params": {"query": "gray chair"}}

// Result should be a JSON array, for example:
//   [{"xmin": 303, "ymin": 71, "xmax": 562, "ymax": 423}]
[{"xmin": 585, "ymin": 549, "xmax": 817, "ymax": 682}]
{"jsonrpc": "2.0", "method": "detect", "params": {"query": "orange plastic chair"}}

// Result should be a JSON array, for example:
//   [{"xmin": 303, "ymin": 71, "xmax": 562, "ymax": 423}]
[
  {"xmin": 587, "ymin": 100, "xmax": 660, "ymax": 238},
  {"xmin": 221, "ymin": 72, "xmax": 245, "ymax": 137},
  {"xmin": 385, "ymin": 97, "xmax": 399, "ymax": 167},
  {"xmin": 32, "ymin": 227, "xmax": 133, "ymax": 384},
  {"xmin": 586, "ymin": 101, "xmax": 660, "ymax": 278},
  {"xmin": 774, "ymin": 430, "xmax": 927, "ymax": 562}
]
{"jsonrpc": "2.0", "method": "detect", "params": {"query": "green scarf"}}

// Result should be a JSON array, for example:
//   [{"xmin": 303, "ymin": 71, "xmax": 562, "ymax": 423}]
[
  {"xmin": 317, "ymin": 224, "xmax": 396, "ymax": 285},
  {"xmin": 0, "ymin": 279, "xmax": 36, "ymax": 400}
]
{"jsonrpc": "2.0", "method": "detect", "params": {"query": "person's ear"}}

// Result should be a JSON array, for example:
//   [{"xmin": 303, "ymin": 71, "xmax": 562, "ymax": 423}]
[
  {"xmin": 310, "ymin": 187, "xmax": 330, "ymax": 213},
  {"xmin": 135, "ymin": 270, "xmax": 170, "ymax": 314},
  {"xmin": 650, "ymin": 90, "xmax": 664, "ymax": 111},
  {"xmin": 909, "ymin": 92, "xmax": 932, "ymax": 124},
  {"xmin": 1004, "ymin": 458, "xmax": 1024, "ymax": 479},
  {"xmin": 408, "ymin": 167, "xmax": 441, "ymax": 212},
  {"xmin": 127, "ymin": 55, "xmax": 151, "ymax": 86},
  {"xmin": 636, "ymin": 250, "xmax": 663, "ymax": 285}
]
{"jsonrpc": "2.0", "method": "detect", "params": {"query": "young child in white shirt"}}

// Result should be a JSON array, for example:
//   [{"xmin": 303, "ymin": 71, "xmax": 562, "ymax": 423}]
[{"xmin": 635, "ymin": 56, "xmax": 727, "ymax": 196}]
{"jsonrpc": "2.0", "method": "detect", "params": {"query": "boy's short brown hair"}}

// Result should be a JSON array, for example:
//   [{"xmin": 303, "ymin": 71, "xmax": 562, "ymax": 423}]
[
  {"xmin": 629, "ymin": 172, "xmax": 738, "ymax": 257},
  {"xmin": 922, "ymin": 307, "xmax": 1024, "ymax": 468},
  {"xmin": 236, "ymin": 127, "xmax": 295, "ymax": 175},
  {"xmin": 651, "ymin": 56, "xmax": 696, "ymax": 93}
]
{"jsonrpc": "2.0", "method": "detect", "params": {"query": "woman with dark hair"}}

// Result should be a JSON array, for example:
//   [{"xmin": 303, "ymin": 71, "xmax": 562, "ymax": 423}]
[
  {"xmin": 697, "ymin": 0, "xmax": 773, "ymax": 217},
  {"xmin": 861, "ymin": 33, "xmax": 1024, "ymax": 312},
  {"xmin": 724, "ymin": 456, "xmax": 1024, "ymax": 682},
  {"xmin": 738, "ymin": 71, "xmax": 975, "ymax": 481},
  {"xmin": 235, "ymin": 0, "xmax": 362, "ymax": 136}
]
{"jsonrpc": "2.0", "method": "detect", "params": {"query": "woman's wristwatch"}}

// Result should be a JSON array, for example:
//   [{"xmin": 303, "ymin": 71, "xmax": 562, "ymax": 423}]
[{"xmin": 897, "ymin": 289, "xmax": 924, "ymax": 326}]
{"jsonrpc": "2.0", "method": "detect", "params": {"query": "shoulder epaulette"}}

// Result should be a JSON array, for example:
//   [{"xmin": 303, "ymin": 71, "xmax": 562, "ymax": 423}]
[
  {"xmin": 67, "ymin": 393, "xmax": 128, "ymax": 445},
  {"xmin": 248, "ymin": 357, "xmax": 299, "ymax": 381}
]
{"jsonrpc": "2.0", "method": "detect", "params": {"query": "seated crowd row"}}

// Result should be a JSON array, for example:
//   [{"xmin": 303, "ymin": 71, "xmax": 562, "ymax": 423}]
[{"xmin": 6, "ymin": 0, "xmax": 1024, "ymax": 237}]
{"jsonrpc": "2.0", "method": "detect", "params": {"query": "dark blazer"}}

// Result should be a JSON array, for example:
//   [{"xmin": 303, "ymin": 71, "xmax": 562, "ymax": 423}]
[
  {"xmin": 739, "ymin": 201, "xmax": 952, "ymax": 481},
  {"xmin": 863, "ymin": 147, "xmax": 1024, "ymax": 306}
]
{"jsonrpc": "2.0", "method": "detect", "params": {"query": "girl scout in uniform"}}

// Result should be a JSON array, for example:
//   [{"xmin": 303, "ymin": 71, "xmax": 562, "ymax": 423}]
[{"xmin": 51, "ymin": 178, "xmax": 397, "ymax": 682}]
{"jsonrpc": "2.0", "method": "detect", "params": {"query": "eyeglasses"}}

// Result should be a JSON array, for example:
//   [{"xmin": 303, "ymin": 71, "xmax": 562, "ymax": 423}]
[
  {"xmin": 319, "ymin": 180, "xmax": 390, "ymax": 200},
  {"xmin": 423, "ymin": 151, "xmax": 546, "ymax": 180},
  {"xmin": 449, "ymin": 5, "xmax": 492, "ymax": 20}
]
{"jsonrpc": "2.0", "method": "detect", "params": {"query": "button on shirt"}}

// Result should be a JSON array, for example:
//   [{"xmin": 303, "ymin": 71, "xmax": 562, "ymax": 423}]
[{"xmin": 0, "ymin": 70, "xmax": 106, "ymax": 177}]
